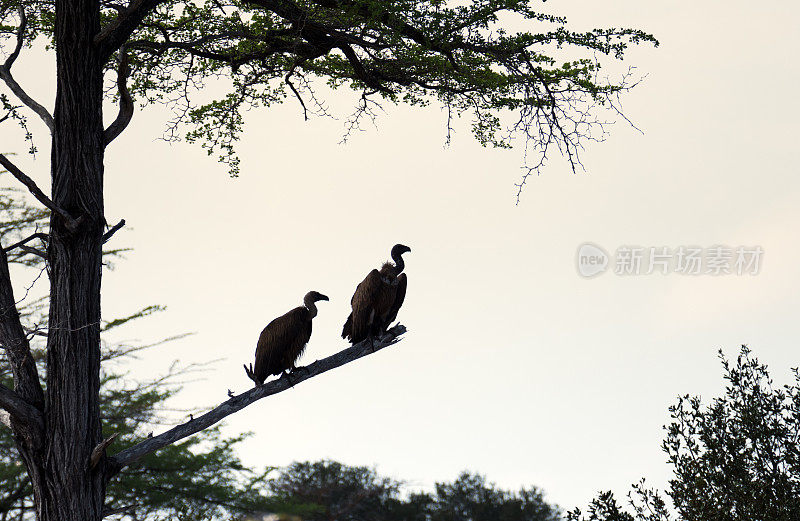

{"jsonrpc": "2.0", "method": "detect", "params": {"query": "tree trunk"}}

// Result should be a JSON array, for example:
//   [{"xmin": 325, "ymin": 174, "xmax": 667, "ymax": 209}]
[{"xmin": 20, "ymin": 0, "xmax": 108, "ymax": 518}]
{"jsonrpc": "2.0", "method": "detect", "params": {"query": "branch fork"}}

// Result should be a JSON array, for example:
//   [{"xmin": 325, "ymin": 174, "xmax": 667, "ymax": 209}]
[
  {"xmin": 89, "ymin": 433, "xmax": 119, "ymax": 470},
  {"xmin": 0, "ymin": 154, "xmax": 81, "ymax": 231}
]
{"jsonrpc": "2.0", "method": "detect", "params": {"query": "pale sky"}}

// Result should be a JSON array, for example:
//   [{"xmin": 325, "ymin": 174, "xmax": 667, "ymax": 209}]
[{"xmin": 3, "ymin": 0, "xmax": 800, "ymax": 513}]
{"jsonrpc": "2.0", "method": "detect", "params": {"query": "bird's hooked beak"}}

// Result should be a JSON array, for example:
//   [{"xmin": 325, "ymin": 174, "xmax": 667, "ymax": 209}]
[{"xmin": 317, "ymin": 293, "xmax": 330, "ymax": 302}]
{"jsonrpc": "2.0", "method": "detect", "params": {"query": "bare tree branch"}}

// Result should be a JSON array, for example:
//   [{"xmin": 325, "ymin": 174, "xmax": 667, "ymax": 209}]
[
  {"xmin": 3, "ymin": 232, "xmax": 48, "ymax": 254},
  {"xmin": 285, "ymin": 66, "xmax": 309, "ymax": 121},
  {"xmin": 89, "ymin": 433, "xmax": 118, "ymax": 470},
  {"xmin": 0, "ymin": 383, "xmax": 43, "ymax": 436},
  {"xmin": 101, "ymin": 504, "xmax": 138, "ymax": 518},
  {"xmin": 17, "ymin": 245, "xmax": 46, "ymax": 259},
  {"xmin": 0, "ymin": 238, "xmax": 44, "ymax": 427},
  {"xmin": 336, "ymin": 43, "xmax": 392, "ymax": 93},
  {"xmin": 4, "ymin": 7, "xmax": 26, "ymax": 69},
  {"xmin": 104, "ymin": 46, "xmax": 133, "ymax": 146},
  {"xmin": 0, "ymin": 154, "xmax": 80, "ymax": 231},
  {"xmin": 0, "ymin": 7, "xmax": 55, "ymax": 132},
  {"xmin": 102, "ymin": 219, "xmax": 126, "ymax": 243},
  {"xmin": 107, "ymin": 324, "xmax": 406, "ymax": 474},
  {"xmin": 95, "ymin": 0, "xmax": 169, "ymax": 61}
]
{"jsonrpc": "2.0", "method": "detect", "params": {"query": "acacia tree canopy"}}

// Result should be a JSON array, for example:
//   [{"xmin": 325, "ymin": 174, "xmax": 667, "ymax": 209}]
[
  {"xmin": 2, "ymin": 0, "xmax": 658, "ymax": 177},
  {"xmin": 0, "ymin": 1, "xmax": 655, "ymax": 520}
]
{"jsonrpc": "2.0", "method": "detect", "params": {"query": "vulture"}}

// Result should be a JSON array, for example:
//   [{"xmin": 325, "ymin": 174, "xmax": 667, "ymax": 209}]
[
  {"xmin": 244, "ymin": 291, "xmax": 329, "ymax": 386},
  {"xmin": 342, "ymin": 244, "xmax": 410, "ymax": 344}
]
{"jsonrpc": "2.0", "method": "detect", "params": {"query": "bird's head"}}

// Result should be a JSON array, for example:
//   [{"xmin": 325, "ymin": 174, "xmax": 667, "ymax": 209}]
[
  {"xmin": 391, "ymin": 244, "xmax": 411, "ymax": 257},
  {"xmin": 304, "ymin": 291, "xmax": 330, "ymax": 303}
]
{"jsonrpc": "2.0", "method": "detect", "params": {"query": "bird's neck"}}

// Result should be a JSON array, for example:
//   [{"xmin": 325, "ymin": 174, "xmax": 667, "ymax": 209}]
[
  {"xmin": 391, "ymin": 252, "xmax": 405, "ymax": 274},
  {"xmin": 304, "ymin": 297, "xmax": 318, "ymax": 318}
]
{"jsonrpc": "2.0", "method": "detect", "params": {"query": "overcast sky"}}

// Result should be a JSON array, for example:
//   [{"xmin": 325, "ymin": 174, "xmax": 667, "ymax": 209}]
[{"xmin": 3, "ymin": 0, "xmax": 800, "ymax": 512}]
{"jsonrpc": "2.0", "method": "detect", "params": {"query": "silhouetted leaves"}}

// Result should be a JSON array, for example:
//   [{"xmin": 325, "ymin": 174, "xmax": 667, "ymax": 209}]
[
  {"xmin": 269, "ymin": 461, "xmax": 560, "ymax": 521},
  {"xmin": 571, "ymin": 346, "xmax": 800, "ymax": 521}
]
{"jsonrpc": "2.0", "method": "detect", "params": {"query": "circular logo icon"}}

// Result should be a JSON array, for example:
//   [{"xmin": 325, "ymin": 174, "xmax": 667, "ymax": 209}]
[{"xmin": 576, "ymin": 243, "xmax": 609, "ymax": 277}]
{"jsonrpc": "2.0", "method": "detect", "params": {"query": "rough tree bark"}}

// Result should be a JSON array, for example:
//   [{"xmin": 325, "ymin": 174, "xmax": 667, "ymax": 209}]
[{"xmin": 24, "ymin": 0, "xmax": 107, "ymax": 518}]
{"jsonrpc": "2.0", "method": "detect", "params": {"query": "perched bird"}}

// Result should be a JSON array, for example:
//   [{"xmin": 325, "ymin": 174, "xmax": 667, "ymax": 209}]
[
  {"xmin": 244, "ymin": 291, "xmax": 329, "ymax": 386},
  {"xmin": 342, "ymin": 244, "xmax": 410, "ymax": 344}
]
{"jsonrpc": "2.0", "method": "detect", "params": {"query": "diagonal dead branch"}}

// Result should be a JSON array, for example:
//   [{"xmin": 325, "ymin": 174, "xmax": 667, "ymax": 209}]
[
  {"xmin": 0, "ymin": 154, "xmax": 80, "ymax": 231},
  {"xmin": 107, "ymin": 324, "xmax": 406, "ymax": 474},
  {"xmin": 0, "ymin": 7, "xmax": 54, "ymax": 132},
  {"xmin": 104, "ymin": 46, "xmax": 134, "ymax": 146}
]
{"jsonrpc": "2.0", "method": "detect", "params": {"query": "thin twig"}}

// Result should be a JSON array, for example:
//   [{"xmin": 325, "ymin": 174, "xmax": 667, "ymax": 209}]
[
  {"xmin": 102, "ymin": 219, "xmax": 126, "ymax": 243},
  {"xmin": 101, "ymin": 504, "xmax": 138, "ymax": 518}
]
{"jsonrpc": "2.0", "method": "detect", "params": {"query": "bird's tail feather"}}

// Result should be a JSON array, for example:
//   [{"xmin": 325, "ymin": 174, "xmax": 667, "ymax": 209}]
[{"xmin": 341, "ymin": 313, "xmax": 353, "ymax": 340}]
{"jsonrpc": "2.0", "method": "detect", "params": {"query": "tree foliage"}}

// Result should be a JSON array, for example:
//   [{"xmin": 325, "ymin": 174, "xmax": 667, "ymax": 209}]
[
  {"xmin": 269, "ymin": 460, "xmax": 561, "ymax": 521},
  {"xmin": 1, "ymin": 0, "xmax": 657, "ymax": 182},
  {"xmin": 269, "ymin": 460, "xmax": 399, "ymax": 521},
  {"xmin": 428, "ymin": 472, "xmax": 560, "ymax": 521},
  {"xmin": 569, "ymin": 346, "xmax": 800, "ymax": 521}
]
